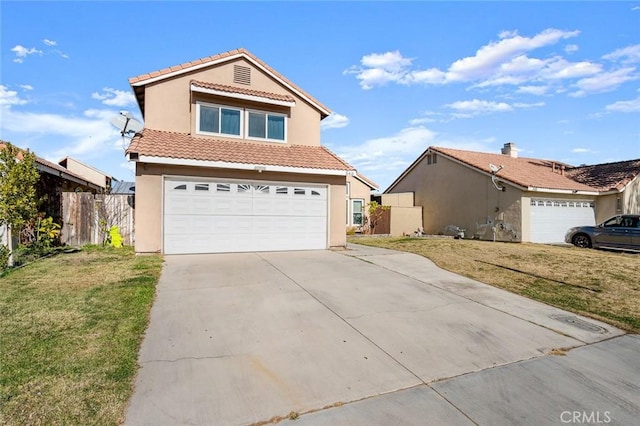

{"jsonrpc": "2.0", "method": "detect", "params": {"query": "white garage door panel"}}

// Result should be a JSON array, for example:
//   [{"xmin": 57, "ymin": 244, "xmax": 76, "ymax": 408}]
[
  {"xmin": 530, "ymin": 199, "xmax": 595, "ymax": 243},
  {"xmin": 164, "ymin": 179, "xmax": 328, "ymax": 254}
]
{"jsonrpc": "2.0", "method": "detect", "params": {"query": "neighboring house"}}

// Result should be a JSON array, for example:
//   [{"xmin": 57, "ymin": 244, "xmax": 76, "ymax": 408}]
[
  {"xmin": 1, "ymin": 142, "xmax": 102, "ymax": 253},
  {"xmin": 1, "ymin": 142, "xmax": 101, "ymax": 222},
  {"xmin": 58, "ymin": 157, "xmax": 112, "ymax": 191},
  {"xmin": 346, "ymin": 173, "xmax": 378, "ymax": 230},
  {"xmin": 125, "ymin": 48, "xmax": 357, "ymax": 254},
  {"xmin": 385, "ymin": 143, "xmax": 640, "ymax": 244}
]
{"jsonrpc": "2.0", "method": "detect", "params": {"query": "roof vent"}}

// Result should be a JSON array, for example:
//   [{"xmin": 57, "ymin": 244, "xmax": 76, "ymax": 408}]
[
  {"xmin": 234, "ymin": 65, "xmax": 251, "ymax": 85},
  {"xmin": 501, "ymin": 142, "xmax": 518, "ymax": 158}
]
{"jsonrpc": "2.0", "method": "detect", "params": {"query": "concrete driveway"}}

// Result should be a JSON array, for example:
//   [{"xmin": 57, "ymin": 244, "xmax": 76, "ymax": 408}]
[{"xmin": 125, "ymin": 244, "xmax": 639, "ymax": 425}]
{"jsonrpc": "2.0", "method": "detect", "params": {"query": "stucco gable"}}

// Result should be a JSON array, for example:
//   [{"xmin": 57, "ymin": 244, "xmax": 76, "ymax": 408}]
[{"xmin": 129, "ymin": 48, "xmax": 330, "ymax": 119}]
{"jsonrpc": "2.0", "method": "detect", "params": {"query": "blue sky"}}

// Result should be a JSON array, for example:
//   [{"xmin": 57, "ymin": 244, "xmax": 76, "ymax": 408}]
[{"xmin": 1, "ymin": 1, "xmax": 639, "ymax": 190}]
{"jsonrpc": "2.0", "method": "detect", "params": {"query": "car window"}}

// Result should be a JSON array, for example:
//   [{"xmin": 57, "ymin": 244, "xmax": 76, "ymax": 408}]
[
  {"xmin": 621, "ymin": 217, "xmax": 635, "ymax": 228},
  {"xmin": 602, "ymin": 216, "xmax": 623, "ymax": 227}
]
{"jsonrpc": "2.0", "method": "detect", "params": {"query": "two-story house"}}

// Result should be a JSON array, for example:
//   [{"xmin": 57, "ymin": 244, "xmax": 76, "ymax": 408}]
[{"xmin": 126, "ymin": 48, "xmax": 360, "ymax": 254}]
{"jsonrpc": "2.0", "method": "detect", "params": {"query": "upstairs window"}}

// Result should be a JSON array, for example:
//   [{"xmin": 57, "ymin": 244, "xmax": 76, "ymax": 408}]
[
  {"xmin": 197, "ymin": 103, "xmax": 242, "ymax": 137},
  {"xmin": 196, "ymin": 101, "xmax": 286, "ymax": 142},
  {"xmin": 247, "ymin": 111, "xmax": 286, "ymax": 142}
]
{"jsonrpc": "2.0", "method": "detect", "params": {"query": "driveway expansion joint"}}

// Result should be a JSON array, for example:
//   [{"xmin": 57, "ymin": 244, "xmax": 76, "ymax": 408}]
[{"xmin": 141, "ymin": 354, "xmax": 236, "ymax": 364}]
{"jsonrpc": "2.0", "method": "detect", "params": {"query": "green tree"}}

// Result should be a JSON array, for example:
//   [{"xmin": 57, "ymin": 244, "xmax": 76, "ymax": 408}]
[{"xmin": 0, "ymin": 142, "xmax": 39, "ymax": 230}]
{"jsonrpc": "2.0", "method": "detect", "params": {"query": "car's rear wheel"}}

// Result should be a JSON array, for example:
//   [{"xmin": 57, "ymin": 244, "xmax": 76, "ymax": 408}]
[{"xmin": 572, "ymin": 233, "xmax": 592, "ymax": 248}]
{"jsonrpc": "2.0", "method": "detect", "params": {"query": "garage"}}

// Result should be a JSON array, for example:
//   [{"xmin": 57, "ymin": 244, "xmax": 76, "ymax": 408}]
[
  {"xmin": 163, "ymin": 177, "xmax": 327, "ymax": 254},
  {"xmin": 530, "ymin": 199, "xmax": 596, "ymax": 243}
]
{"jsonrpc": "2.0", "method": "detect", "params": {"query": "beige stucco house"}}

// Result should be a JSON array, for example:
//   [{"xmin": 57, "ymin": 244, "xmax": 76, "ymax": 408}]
[
  {"xmin": 385, "ymin": 143, "xmax": 640, "ymax": 243},
  {"xmin": 126, "ymin": 48, "xmax": 363, "ymax": 254},
  {"xmin": 58, "ymin": 157, "xmax": 112, "ymax": 191}
]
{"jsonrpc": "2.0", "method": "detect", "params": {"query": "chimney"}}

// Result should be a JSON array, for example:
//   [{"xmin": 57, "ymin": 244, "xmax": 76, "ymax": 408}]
[{"xmin": 501, "ymin": 142, "xmax": 518, "ymax": 158}]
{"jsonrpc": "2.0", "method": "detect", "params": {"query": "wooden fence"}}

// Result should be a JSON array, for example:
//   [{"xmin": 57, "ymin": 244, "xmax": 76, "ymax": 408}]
[{"xmin": 61, "ymin": 192, "xmax": 134, "ymax": 247}]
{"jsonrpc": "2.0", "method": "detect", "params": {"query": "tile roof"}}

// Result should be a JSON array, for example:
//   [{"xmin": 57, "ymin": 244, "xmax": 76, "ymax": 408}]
[
  {"xmin": 430, "ymin": 147, "xmax": 598, "ymax": 192},
  {"xmin": 126, "ymin": 129, "xmax": 354, "ymax": 172},
  {"xmin": 191, "ymin": 81, "xmax": 296, "ymax": 103},
  {"xmin": 565, "ymin": 159, "xmax": 640, "ymax": 191},
  {"xmin": 129, "ymin": 48, "xmax": 330, "ymax": 117}
]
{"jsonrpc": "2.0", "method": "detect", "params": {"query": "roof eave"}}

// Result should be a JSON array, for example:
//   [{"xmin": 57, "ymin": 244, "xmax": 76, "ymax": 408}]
[
  {"xmin": 526, "ymin": 187, "xmax": 599, "ymax": 195},
  {"xmin": 353, "ymin": 173, "xmax": 379, "ymax": 190},
  {"xmin": 129, "ymin": 154, "xmax": 349, "ymax": 177},
  {"xmin": 191, "ymin": 84, "xmax": 296, "ymax": 107},
  {"xmin": 35, "ymin": 163, "xmax": 102, "ymax": 191}
]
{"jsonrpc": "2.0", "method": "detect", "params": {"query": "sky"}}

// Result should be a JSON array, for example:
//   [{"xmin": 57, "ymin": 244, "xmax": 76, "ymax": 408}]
[{"xmin": 1, "ymin": 1, "xmax": 639, "ymax": 191}]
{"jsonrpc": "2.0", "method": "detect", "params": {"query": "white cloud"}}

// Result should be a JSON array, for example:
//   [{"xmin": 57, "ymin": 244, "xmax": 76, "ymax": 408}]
[
  {"xmin": 336, "ymin": 126, "xmax": 437, "ymax": 172},
  {"xmin": 446, "ymin": 29, "xmax": 580, "ymax": 83},
  {"xmin": 361, "ymin": 50, "xmax": 412, "ymax": 72},
  {"xmin": 0, "ymin": 100, "xmax": 128, "ymax": 161},
  {"xmin": 556, "ymin": 119, "xmax": 569, "ymax": 124},
  {"xmin": 512, "ymin": 102, "xmax": 545, "ymax": 108},
  {"xmin": 571, "ymin": 148, "xmax": 594, "ymax": 153},
  {"xmin": 53, "ymin": 49, "xmax": 70, "ymax": 59},
  {"xmin": 565, "ymin": 44, "xmax": 579, "ymax": 54},
  {"xmin": 541, "ymin": 58, "xmax": 601, "ymax": 80},
  {"xmin": 570, "ymin": 67, "xmax": 638, "ymax": 97},
  {"xmin": 446, "ymin": 99, "xmax": 513, "ymax": 113},
  {"xmin": 10, "ymin": 41, "xmax": 68, "ymax": 62},
  {"xmin": 320, "ymin": 113, "xmax": 350, "ymax": 130},
  {"xmin": 443, "ymin": 99, "xmax": 544, "ymax": 118},
  {"xmin": 517, "ymin": 85, "xmax": 549, "ymax": 95},
  {"xmin": 331, "ymin": 126, "xmax": 496, "ymax": 189},
  {"xmin": 602, "ymin": 44, "xmax": 640, "ymax": 64},
  {"xmin": 605, "ymin": 95, "xmax": 640, "ymax": 112},
  {"xmin": 343, "ymin": 50, "xmax": 413, "ymax": 89},
  {"xmin": 11, "ymin": 45, "xmax": 42, "ymax": 63},
  {"xmin": 408, "ymin": 117, "xmax": 437, "ymax": 125},
  {"xmin": 91, "ymin": 87, "xmax": 136, "ymax": 107},
  {"xmin": 346, "ymin": 28, "xmax": 590, "ymax": 91},
  {"xmin": 633, "ymin": 6, "xmax": 640, "ymax": 10},
  {"xmin": 0, "ymin": 85, "xmax": 28, "ymax": 106},
  {"xmin": 19, "ymin": 84, "xmax": 34, "ymax": 91}
]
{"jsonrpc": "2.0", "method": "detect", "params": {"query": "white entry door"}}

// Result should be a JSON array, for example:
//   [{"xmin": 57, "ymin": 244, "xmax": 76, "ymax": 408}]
[
  {"xmin": 163, "ymin": 178, "xmax": 328, "ymax": 254},
  {"xmin": 530, "ymin": 199, "xmax": 595, "ymax": 243}
]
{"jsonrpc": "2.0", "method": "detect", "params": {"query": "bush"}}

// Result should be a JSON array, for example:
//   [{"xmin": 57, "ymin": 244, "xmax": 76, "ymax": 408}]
[{"xmin": 0, "ymin": 244, "xmax": 9, "ymax": 273}]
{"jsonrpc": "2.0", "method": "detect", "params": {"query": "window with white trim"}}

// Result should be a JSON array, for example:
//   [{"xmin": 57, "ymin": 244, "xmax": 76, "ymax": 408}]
[
  {"xmin": 197, "ymin": 103, "xmax": 242, "ymax": 137},
  {"xmin": 352, "ymin": 199, "xmax": 364, "ymax": 226},
  {"xmin": 196, "ymin": 101, "xmax": 286, "ymax": 142},
  {"xmin": 247, "ymin": 110, "xmax": 286, "ymax": 142}
]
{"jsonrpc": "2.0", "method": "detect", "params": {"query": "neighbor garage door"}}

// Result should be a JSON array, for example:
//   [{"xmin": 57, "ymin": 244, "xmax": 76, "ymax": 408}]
[
  {"xmin": 163, "ymin": 178, "xmax": 327, "ymax": 254},
  {"xmin": 530, "ymin": 199, "xmax": 595, "ymax": 243}
]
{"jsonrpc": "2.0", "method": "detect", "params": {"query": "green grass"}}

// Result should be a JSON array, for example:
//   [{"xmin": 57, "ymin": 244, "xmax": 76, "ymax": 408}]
[
  {"xmin": 0, "ymin": 246, "xmax": 163, "ymax": 425},
  {"xmin": 350, "ymin": 237, "xmax": 640, "ymax": 333}
]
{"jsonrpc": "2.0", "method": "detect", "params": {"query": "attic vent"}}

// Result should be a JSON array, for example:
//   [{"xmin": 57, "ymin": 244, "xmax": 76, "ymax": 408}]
[{"xmin": 234, "ymin": 65, "xmax": 251, "ymax": 85}]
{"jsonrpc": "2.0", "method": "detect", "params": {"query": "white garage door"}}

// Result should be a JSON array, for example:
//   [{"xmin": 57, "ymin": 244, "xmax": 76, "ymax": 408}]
[
  {"xmin": 530, "ymin": 199, "xmax": 595, "ymax": 243},
  {"xmin": 163, "ymin": 178, "xmax": 327, "ymax": 254}
]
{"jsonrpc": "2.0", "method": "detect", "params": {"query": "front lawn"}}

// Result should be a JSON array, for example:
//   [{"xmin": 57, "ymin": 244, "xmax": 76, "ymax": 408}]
[
  {"xmin": 0, "ymin": 246, "xmax": 163, "ymax": 425},
  {"xmin": 350, "ymin": 237, "xmax": 640, "ymax": 333}
]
